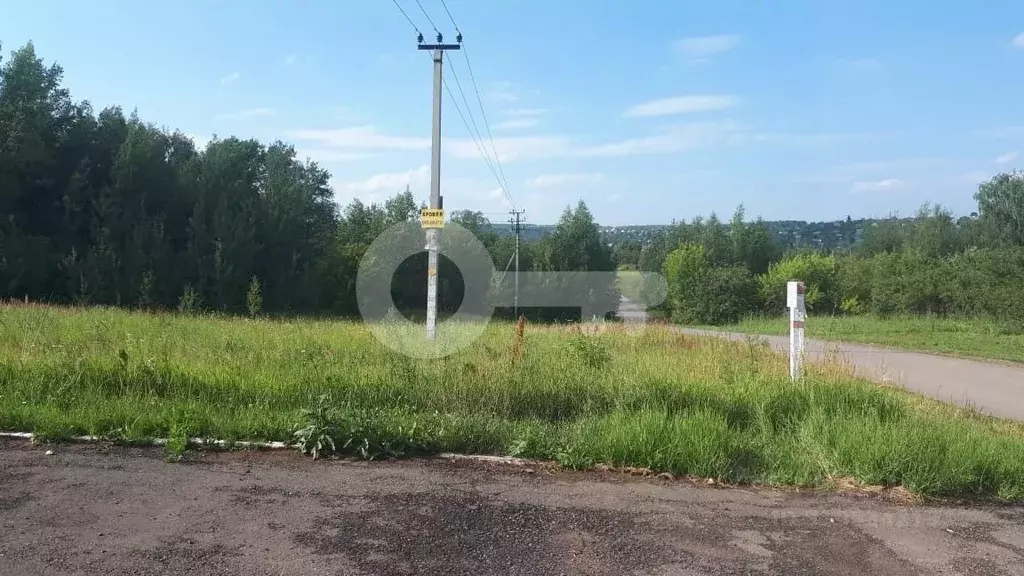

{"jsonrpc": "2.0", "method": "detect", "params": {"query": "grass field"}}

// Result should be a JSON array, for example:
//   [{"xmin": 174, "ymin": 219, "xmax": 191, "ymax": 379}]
[
  {"xmin": 616, "ymin": 270, "xmax": 645, "ymax": 302},
  {"xmin": 2, "ymin": 303, "xmax": 1024, "ymax": 500},
  {"xmin": 719, "ymin": 315, "xmax": 1024, "ymax": 364}
]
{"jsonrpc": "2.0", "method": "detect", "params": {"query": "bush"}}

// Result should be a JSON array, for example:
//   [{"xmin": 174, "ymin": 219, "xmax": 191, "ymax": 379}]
[
  {"xmin": 177, "ymin": 284, "xmax": 202, "ymax": 314},
  {"xmin": 835, "ymin": 255, "xmax": 873, "ymax": 312},
  {"xmin": 246, "ymin": 276, "xmax": 263, "ymax": 317},
  {"xmin": 759, "ymin": 253, "xmax": 838, "ymax": 314},
  {"xmin": 661, "ymin": 243, "xmax": 710, "ymax": 323},
  {"xmin": 869, "ymin": 251, "xmax": 952, "ymax": 316},
  {"xmin": 688, "ymin": 266, "xmax": 760, "ymax": 325}
]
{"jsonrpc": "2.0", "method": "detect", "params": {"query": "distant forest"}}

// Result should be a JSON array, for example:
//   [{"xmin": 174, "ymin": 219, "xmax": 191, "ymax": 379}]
[{"xmin": 493, "ymin": 216, "xmax": 926, "ymax": 254}]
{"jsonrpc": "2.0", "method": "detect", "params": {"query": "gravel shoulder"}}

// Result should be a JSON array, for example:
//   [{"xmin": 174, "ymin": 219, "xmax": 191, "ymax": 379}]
[{"xmin": 2, "ymin": 439, "xmax": 1023, "ymax": 576}]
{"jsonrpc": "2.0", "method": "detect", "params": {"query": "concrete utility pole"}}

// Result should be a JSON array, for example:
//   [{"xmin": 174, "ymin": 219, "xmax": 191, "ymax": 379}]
[
  {"xmin": 509, "ymin": 209, "xmax": 525, "ymax": 319},
  {"xmin": 418, "ymin": 32, "xmax": 461, "ymax": 340}
]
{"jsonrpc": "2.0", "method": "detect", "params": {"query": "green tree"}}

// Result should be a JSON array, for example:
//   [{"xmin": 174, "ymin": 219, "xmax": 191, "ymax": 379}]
[
  {"xmin": 661, "ymin": 243, "xmax": 710, "ymax": 323},
  {"xmin": 536, "ymin": 201, "xmax": 617, "ymax": 321},
  {"xmin": 975, "ymin": 171, "xmax": 1024, "ymax": 246}
]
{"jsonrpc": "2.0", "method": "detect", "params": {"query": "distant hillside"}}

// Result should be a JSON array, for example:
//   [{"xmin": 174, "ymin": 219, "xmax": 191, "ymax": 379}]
[{"xmin": 486, "ymin": 217, "xmax": 918, "ymax": 252}]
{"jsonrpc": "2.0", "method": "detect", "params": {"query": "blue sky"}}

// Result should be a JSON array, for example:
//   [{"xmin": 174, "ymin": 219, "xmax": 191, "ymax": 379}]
[{"xmin": 3, "ymin": 1, "xmax": 1024, "ymax": 225}]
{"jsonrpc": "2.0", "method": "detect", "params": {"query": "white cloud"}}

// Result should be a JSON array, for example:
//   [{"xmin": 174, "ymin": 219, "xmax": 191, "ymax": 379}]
[
  {"xmin": 962, "ymin": 170, "xmax": 991, "ymax": 184},
  {"xmin": 525, "ymin": 173, "xmax": 605, "ymax": 188},
  {"xmin": 486, "ymin": 187, "xmax": 515, "ymax": 208},
  {"xmin": 186, "ymin": 133, "xmax": 210, "ymax": 151},
  {"xmin": 995, "ymin": 151, "xmax": 1019, "ymax": 164},
  {"xmin": 285, "ymin": 54, "xmax": 298, "ymax": 65},
  {"xmin": 504, "ymin": 108, "xmax": 546, "ymax": 118},
  {"xmin": 624, "ymin": 95, "xmax": 737, "ymax": 118},
  {"xmin": 492, "ymin": 108, "xmax": 545, "ymax": 131},
  {"xmin": 448, "ymin": 135, "xmax": 573, "ymax": 162},
  {"xmin": 488, "ymin": 81, "xmax": 523, "ymax": 103},
  {"xmin": 793, "ymin": 160, "xmax": 914, "ymax": 184},
  {"xmin": 343, "ymin": 165, "xmax": 430, "ymax": 194},
  {"xmin": 220, "ymin": 72, "xmax": 241, "ymax": 85},
  {"xmin": 297, "ymin": 148, "xmax": 376, "ymax": 163},
  {"xmin": 973, "ymin": 125, "xmax": 1024, "ymax": 138},
  {"xmin": 216, "ymin": 108, "xmax": 275, "ymax": 121},
  {"xmin": 575, "ymin": 121, "xmax": 746, "ymax": 158},
  {"xmin": 329, "ymin": 106, "xmax": 360, "ymax": 123},
  {"xmin": 1011, "ymin": 33, "xmax": 1024, "ymax": 49},
  {"xmin": 673, "ymin": 34, "xmax": 741, "ymax": 59},
  {"xmin": 489, "ymin": 91, "xmax": 518, "ymax": 103},
  {"xmin": 287, "ymin": 126, "xmax": 431, "ymax": 150},
  {"xmin": 850, "ymin": 178, "xmax": 906, "ymax": 193},
  {"xmin": 492, "ymin": 118, "xmax": 539, "ymax": 131},
  {"xmin": 450, "ymin": 121, "xmax": 746, "ymax": 162}
]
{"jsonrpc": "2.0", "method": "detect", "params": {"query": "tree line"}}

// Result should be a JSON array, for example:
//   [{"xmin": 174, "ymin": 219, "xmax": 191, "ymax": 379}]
[
  {"xmin": 0, "ymin": 42, "xmax": 616, "ymax": 321},
  {"xmin": 6, "ymin": 40, "xmax": 1023, "ymax": 327},
  {"xmin": 635, "ymin": 179, "xmax": 1024, "ymax": 328}
]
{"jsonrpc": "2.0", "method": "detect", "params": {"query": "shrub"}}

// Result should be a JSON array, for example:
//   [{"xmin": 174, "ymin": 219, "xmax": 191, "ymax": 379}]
[
  {"xmin": 661, "ymin": 243, "xmax": 710, "ymax": 323},
  {"xmin": 760, "ymin": 253, "xmax": 838, "ymax": 314},
  {"xmin": 177, "ymin": 284, "xmax": 202, "ymax": 314},
  {"xmin": 689, "ymin": 266, "xmax": 760, "ymax": 325},
  {"xmin": 246, "ymin": 276, "xmax": 263, "ymax": 317}
]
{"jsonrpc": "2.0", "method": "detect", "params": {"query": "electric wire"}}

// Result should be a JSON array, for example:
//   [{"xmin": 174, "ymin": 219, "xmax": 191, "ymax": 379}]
[
  {"xmin": 437, "ymin": 0, "xmax": 516, "ymax": 209},
  {"xmin": 389, "ymin": 0, "xmax": 421, "ymax": 35},
  {"xmin": 391, "ymin": 0, "xmax": 518, "ymax": 211},
  {"xmin": 437, "ymin": 0, "xmax": 459, "ymax": 32},
  {"xmin": 413, "ymin": 0, "xmax": 440, "ymax": 33}
]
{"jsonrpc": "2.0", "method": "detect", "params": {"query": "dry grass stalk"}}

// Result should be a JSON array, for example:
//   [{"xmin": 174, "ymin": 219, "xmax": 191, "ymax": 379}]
[{"xmin": 511, "ymin": 314, "xmax": 526, "ymax": 362}]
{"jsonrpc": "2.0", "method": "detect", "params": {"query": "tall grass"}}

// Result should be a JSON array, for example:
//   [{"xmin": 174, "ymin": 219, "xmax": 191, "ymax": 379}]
[
  {"xmin": 2, "ymin": 303, "xmax": 1024, "ymax": 500},
  {"xmin": 724, "ymin": 314, "xmax": 1024, "ymax": 364}
]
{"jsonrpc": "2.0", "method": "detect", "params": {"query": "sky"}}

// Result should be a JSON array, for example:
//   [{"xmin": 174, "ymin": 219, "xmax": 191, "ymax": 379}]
[{"xmin": 2, "ymin": 0, "xmax": 1024, "ymax": 226}]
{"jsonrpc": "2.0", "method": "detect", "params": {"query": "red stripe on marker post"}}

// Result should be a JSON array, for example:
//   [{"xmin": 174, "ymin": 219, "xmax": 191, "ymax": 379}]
[{"xmin": 792, "ymin": 321, "xmax": 804, "ymax": 328}]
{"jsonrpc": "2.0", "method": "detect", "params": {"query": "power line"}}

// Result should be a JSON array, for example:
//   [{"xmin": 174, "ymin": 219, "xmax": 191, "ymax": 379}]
[
  {"xmin": 389, "ymin": 0, "xmax": 421, "ymax": 34},
  {"xmin": 433, "ymin": 0, "xmax": 517, "ymax": 210},
  {"xmin": 440, "ymin": 74, "xmax": 509, "ymax": 206},
  {"xmin": 445, "ymin": 64, "xmax": 509, "ymax": 197},
  {"xmin": 460, "ymin": 43, "xmax": 512, "ymax": 205},
  {"xmin": 438, "ymin": 0, "xmax": 460, "ymax": 32},
  {"xmin": 413, "ymin": 0, "xmax": 440, "ymax": 32},
  {"xmin": 394, "ymin": 0, "xmax": 516, "ymax": 211}
]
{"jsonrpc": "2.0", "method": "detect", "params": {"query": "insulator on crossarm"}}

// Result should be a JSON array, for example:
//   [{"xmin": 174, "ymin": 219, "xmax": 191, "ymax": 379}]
[
  {"xmin": 456, "ymin": 32, "xmax": 463, "ymax": 43},
  {"xmin": 417, "ymin": 32, "xmax": 424, "ymax": 44},
  {"xmin": 436, "ymin": 32, "xmax": 443, "ymax": 43}
]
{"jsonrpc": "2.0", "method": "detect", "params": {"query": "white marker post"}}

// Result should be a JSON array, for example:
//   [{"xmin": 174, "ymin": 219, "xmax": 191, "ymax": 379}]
[{"xmin": 786, "ymin": 281, "xmax": 806, "ymax": 381}]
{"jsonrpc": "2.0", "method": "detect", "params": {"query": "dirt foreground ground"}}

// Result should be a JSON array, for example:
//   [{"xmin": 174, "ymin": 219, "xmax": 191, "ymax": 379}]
[{"xmin": 1, "ymin": 439, "xmax": 1023, "ymax": 576}]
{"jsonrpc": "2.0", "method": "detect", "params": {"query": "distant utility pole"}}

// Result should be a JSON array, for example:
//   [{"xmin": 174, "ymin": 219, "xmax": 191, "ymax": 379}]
[
  {"xmin": 418, "ymin": 31, "xmax": 461, "ymax": 340},
  {"xmin": 509, "ymin": 209, "xmax": 525, "ymax": 319}
]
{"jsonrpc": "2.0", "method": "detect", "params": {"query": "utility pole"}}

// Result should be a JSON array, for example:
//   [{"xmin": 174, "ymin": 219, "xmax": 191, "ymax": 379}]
[
  {"xmin": 509, "ymin": 210, "xmax": 525, "ymax": 319},
  {"xmin": 418, "ymin": 31, "xmax": 461, "ymax": 340}
]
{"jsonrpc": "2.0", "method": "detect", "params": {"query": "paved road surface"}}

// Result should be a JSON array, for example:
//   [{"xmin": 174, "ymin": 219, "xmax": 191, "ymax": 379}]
[
  {"xmin": 2, "ymin": 439, "xmax": 1022, "ymax": 576},
  {"xmin": 619, "ymin": 298, "xmax": 1024, "ymax": 421}
]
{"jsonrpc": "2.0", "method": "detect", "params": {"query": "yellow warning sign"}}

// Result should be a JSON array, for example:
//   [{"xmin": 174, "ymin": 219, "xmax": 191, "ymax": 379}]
[{"xmin": 420, "ymin": 208, "xmax": 445, "ymax": 229}]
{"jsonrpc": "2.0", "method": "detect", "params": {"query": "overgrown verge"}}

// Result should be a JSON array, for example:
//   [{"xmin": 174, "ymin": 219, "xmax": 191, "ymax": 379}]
[
  {"xmin": 3, "ymin": 305, "xmax": 1024, "ymax": 501},
  {"xmin": 718, "ymin": 314, "xmax": 1024, "ymax": 364}
]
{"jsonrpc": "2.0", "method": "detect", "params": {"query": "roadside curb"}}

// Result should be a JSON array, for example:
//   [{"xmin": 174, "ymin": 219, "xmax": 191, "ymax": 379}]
[
  {"xmin": 0, "ymin": 431, "xmax": 291, "ymax": 450},
  {"xmin": 0, "ymin": 431, "xmax": 543, "ymax": 467}
]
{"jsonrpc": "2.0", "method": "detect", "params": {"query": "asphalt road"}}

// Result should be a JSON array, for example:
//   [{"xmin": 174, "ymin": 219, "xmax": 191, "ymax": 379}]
[
  {"xmin": 2, "ymin": 439, "xmax": 1023, "ymax": 576},
  {"xmin": 619, "ymin": 298, "xmax": 1024, "ymax": 421}
]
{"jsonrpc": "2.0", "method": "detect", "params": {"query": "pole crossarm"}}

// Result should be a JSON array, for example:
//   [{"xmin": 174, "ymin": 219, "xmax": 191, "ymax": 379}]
[{"xmin": 417, "ymin": 44, "xmax": 462, "ymax": 51}]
